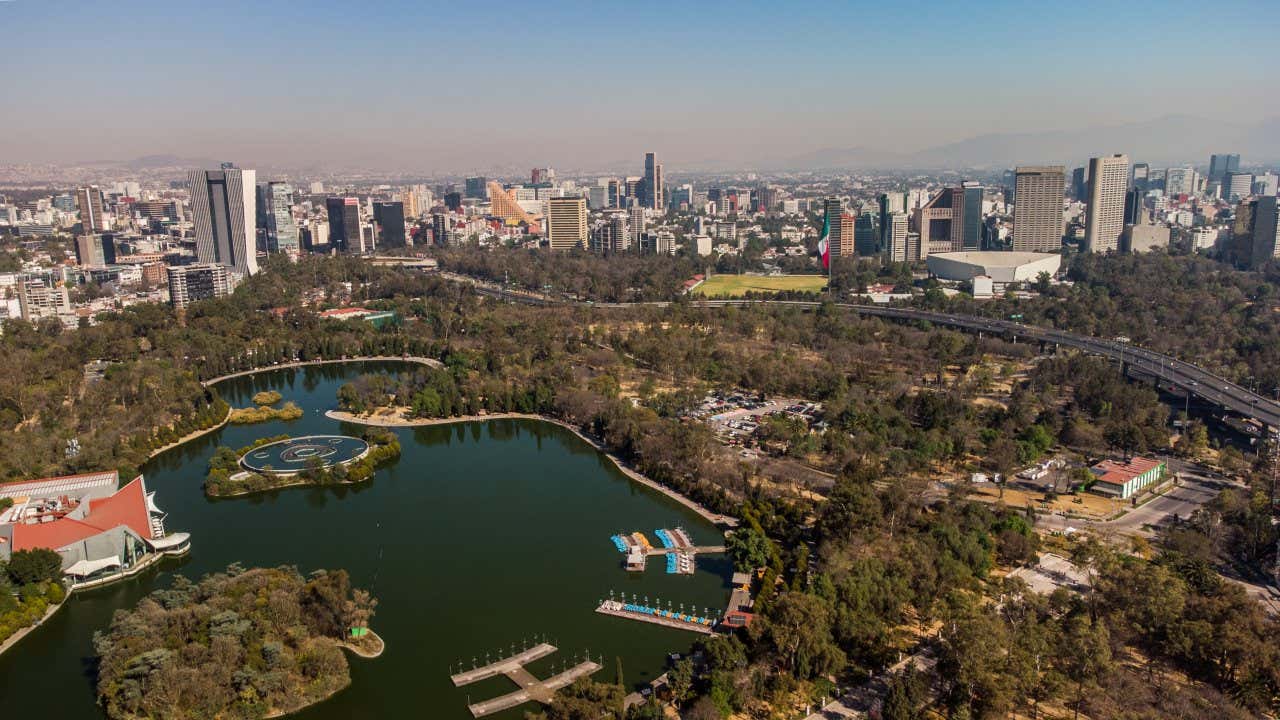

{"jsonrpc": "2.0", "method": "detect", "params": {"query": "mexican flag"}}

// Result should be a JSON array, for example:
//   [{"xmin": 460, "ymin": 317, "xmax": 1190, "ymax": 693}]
[{"xmin": 817, "ymin": 213, "xmax": 830, "ymax": 269}]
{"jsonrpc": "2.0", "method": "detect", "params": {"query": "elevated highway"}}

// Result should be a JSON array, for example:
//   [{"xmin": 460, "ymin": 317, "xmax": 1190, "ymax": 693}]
[{"xmin": 460, "ymin": 278, "xmax": 1280, "ymax": 431}]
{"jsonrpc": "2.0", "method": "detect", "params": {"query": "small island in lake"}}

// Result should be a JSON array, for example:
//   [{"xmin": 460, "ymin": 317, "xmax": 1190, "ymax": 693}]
[
  {"xmin": 204, "ymin": 430, "xmax": 401, "ymax": 497},
  {"xmin": 93, "ymin": 565, "xmax": 380, "ymax": 720},
  {"xmin": 228, "ymin": 390, "xmax": 304, "ymax": 425}
]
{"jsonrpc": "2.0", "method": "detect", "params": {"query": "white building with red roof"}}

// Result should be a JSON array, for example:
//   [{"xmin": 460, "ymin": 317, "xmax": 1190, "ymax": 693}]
[
  {"xmin": 1088, "ymin": 457, "xmax": 1166, "ymax": 499},
  {"xmin": 0, "ymin": 471, "xmax": 190, "ymax": 587}
]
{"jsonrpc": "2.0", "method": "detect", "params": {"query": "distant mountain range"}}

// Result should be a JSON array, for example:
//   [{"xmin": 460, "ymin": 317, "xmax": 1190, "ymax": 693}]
[{"xmin": 770, "ymin": 115, "xmax": 1280, "ymax": 171}]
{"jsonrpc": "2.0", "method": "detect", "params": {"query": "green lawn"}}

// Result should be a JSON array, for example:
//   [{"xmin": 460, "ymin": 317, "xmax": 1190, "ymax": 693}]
[{"xmin": 693, "ymin": 274, "xmax": 828, "ymax": 297}]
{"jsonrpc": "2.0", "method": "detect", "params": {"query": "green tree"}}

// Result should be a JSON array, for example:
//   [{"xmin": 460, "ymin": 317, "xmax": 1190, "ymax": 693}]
[
  {"xmin": 5, "ymin": 548, "xmax": 62, "ymax": 586},
  {"xmin": 726, "ymin": 527, "xmax": 771, "ymax": 571}
]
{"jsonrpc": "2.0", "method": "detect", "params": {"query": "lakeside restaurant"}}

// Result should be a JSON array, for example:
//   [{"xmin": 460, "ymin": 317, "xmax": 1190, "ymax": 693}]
[{"xmin": 0, "ymin": 471, "xmax": 190, "ymax": 588}]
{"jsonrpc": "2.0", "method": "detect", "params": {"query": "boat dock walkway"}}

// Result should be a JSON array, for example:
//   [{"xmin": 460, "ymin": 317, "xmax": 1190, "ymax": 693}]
[
  {"xmin": 467, "ymin": 661, "xmax": 601, "ymax": 717},
  {"xmin": 611, "ymin": 528, "xmax": 725, "ymax": 574},
  {"xmin": 645, "ymin": 544, "xmax": 725, "ymax": 556},
  {"xmin": 596, "ymin": 600, "xmax": 716, "ymax": 635},
  {"xmin": 450, "ymin": 643, "xmax": 602, "ymax": 717},
  {"xmin": 450, "ymin": 642, "xmax": 556, "ymax": 686}
]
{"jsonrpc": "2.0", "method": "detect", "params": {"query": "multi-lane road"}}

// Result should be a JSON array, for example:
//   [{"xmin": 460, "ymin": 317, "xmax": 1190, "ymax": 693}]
[{"xmin": 461, "ymin": 277, "xmax": 1280, "ymax": 433}]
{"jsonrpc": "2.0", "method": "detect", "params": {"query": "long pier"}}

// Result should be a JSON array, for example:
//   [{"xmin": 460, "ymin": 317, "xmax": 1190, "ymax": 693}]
[
  {"xmin": 450, "ymin": 643, "xmax": 602, "ymax": 717},
  {"xmin": 596, "ymin": 601, "xmax": 716, "ymax": 635},
  {"xmin": 645, "ymin": 544, "xmax": 725, "ymax": 556},
  {"xmin": 450, "ymin": 642, "xmax": 557, "ymax": 686},
  {"xmin": 467, "ymin": 661, "xmax": 602, "ymax": 717}
]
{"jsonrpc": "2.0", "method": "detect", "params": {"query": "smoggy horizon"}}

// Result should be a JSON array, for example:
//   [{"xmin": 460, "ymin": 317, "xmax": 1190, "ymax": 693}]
[{"xmin": 3, "ymin": 0, "xmax": 1278, "ymax": 172}]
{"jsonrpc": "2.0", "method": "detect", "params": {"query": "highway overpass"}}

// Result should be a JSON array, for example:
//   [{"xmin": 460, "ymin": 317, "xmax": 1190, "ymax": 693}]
[{"xmin": 462, "ymin": 281, "xmax": 1280, "ymax": 432}]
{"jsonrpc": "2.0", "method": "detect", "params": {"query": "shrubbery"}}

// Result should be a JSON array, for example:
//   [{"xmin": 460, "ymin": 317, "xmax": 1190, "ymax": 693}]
[{"xmin": 0, "ymin": 549, "xmax": 68, "ymax": 646}]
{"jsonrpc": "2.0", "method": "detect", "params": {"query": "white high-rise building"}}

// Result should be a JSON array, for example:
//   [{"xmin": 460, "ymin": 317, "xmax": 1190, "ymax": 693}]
[
  {"xmin": 1084, "ymin": 154, "xmax": 1129, "ymax": 253},
  {"xmin": 1224, "ymin": 172, "xmax": 1253, "ymax": 203},
  {"xmin": 546, "ymin": 197, "xmax": 587, "ymax": 251},
  {"xmin": 1012, "ymin": 166, "xmax": 1065, "ymax": 252},
  {"xmin": 188, "ymin": 165, "xmax": 258, "ymax": 276}
]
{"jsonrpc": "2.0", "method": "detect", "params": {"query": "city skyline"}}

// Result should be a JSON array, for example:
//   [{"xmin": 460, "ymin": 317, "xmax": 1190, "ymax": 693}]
[{"xmin": 2, "ymin": 1, "xmax": 1278, "ymax": 172}]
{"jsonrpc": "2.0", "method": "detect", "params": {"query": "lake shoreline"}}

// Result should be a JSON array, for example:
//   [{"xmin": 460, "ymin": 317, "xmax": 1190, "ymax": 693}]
[
  {"xmin": 201, "ymin": 356, "xmax": 443, "ymax": 388},
  {"xmin": 327, "ymin": 408, "xmax": 739, "ymax": 528}
]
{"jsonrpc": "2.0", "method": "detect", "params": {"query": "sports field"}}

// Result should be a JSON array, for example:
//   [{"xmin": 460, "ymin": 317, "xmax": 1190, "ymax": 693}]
[{"xmin": 693, "ymin": 274, "xmax": 828, "ymax": 297}]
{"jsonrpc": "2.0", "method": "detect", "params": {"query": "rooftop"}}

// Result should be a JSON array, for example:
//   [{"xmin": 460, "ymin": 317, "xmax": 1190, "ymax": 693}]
[{"xmin": 1091, "ymin": 457, "xmax": 1163, "ymax": 486}]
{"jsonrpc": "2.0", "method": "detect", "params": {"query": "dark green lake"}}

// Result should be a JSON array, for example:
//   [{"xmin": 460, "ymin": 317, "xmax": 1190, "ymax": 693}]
[{"xmin": 0, "ymin": 362, "xmax": 730, "ymax": 719}]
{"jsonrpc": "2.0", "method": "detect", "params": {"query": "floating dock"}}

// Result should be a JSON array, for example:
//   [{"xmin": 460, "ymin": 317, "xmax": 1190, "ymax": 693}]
[
  {"xmin": 609, "ymin": 528, "xmax": 725, "ymax": 574},
  {"xmin": 596, "ymin": 600, "xmax": 716, "ymax": 634},
  {"xmin": 451, "ymin": 643, "xmax": 601, "ymax": 718}
]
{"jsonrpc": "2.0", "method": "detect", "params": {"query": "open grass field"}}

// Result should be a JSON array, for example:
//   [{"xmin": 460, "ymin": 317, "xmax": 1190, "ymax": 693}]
[{"xmin": 694, "ymin": 274, "xmax": 828, "ymax": 297}]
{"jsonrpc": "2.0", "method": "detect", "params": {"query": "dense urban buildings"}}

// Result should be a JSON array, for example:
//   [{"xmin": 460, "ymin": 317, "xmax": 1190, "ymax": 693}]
[
  {"xmin": 1084, "ymin": 154, "xmax": 1130, "ymax": 253},
  {"xmin": 1012, "ymin": 166, "xmax": 1065, "ymax": 252},
  {"xmin": 188, "ymin": 165, "xmax": 258, "ymax": 275}
]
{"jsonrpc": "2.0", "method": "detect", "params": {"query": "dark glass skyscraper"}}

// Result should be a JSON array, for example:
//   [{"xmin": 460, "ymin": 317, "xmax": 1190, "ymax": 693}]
[
  {"xmin": 325, "ymin": 197, "xmax": 360, "ymax": 252},
  {"xmin": 643, "ymin": 152, "xmax": 663, "ymax": 211},
  {"xmin": 1209, "ymin": 153, "xmax": 1240, "ymax": 182},
  {"xmin": 373, "ymin": 201, "xmax": 406, "ymax": 248}
]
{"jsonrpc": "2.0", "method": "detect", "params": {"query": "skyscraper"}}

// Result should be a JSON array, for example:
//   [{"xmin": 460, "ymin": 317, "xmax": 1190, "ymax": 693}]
[
  {"xmin": 1208, "ymin": 153, "xmax": 1240, "ymax": 183},
  {"xmin": 1071, "ymin": 167, "xmax": 1088, "ymax": 201},
  {"xmin": 546, "ymin": 197, "xmax": 587, "ymax": 251},
  {"xmin": 643, "ymin": 152, "xmax": 663, "ymax": 211},
  {"xmin": 325, "ymin": 197, "xmax": 360, "ymax": 252},
  {"xmin": 1232, "ymin": 196, "xmax": 1280, "ymax": 270},
  {"xmin": 75, "ymin": 186, "xmax": 107, "ymax": 233},
  {"xmin": 629, "ymin": 203, "xmax": 646, "ymax": 247},
  {"xmin": 884, "ymin": 213, "xmax": 911, "ymax": 262},
  {"xmin": 259, "ymin": 181, "xmax": 298, "ymax": 253},
  {"xmin": 915, "ymin": 186, "xmax": 978, "ymax": 254},
  {"xmin": 464, "ymin": 176, "xmax": 488, "ymax": 199},
  {"xmin": 188, "ymin": 166, "xmax": 258, "ymax": 276},
  {"xmin": 854, "ymin": 213, "xmax": 877, "ymax": 256},
  {"xmin": 74, "ymin": 233, "xmax": 117, "ymax": 266},
  {"xmin": 1084, "ymin": 154, "xmax": 1129, "ymax": 253},
  {"xmin": 878, "ymin": 192, "xmax": 906, "ymax": 253},
  {"xmin": 1123, "ymin": 188, "xmax": 1145, "ymax": 226},
  {"xmin": 823, "ymin": 199, "xmax": 851, "ymax": 258},
  {"xmin": 1132, "ymin": 163, "xmax": 1150, "ymax": 191},
  {"xmin": 960, "ymin": 181, "xmax": 983, "ymax": 251},
  {"xmin": 1223, "ymin": 171, "xmax": 1253, "ymax": 203},
  {"xmin": 1012, "ymin": 166, "xmax": 1065, "ymax": 252},
  {"xmin": 372, "ymin": 201, "xmax": 406, "ymax": 248},
  {"xmin": 1164, "ymin": 167, "xmax": 1196, "ymax": 196}
]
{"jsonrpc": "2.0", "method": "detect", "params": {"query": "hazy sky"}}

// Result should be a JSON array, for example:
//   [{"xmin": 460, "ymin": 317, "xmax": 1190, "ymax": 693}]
[{"xmin": 2, "ymin": 0, "xmax": 1277, "ymax": 172}]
